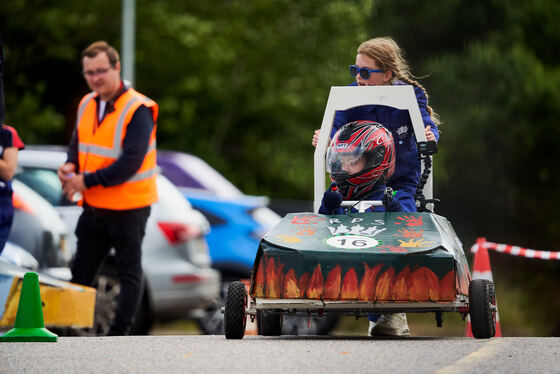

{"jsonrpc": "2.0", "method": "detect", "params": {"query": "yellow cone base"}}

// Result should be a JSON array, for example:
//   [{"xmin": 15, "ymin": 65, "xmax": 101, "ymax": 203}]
[{"xmin": 0, "ymin": 327, "xmax": 58, "ymax": 342}]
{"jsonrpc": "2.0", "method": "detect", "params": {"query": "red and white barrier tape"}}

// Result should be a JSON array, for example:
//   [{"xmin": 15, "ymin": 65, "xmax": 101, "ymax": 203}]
[{"xmin": 471, "ymin": 238, "xmax": 560, "ymax": 260}]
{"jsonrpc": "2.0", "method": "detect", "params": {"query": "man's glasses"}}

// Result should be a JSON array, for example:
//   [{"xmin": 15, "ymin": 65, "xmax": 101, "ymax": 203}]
[
  {"xmin": 83, "ymin": 68, "xmax": 111, "ymax": 78},
  {"xmin": 349, "ymin": 65, "xmax": 384, "ymax": 79}
]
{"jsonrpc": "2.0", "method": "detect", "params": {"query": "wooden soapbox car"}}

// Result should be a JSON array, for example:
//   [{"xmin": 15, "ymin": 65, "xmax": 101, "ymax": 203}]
[{"xmin": 223, "ymin": 86, "xmax": 497, "ymax": 339}]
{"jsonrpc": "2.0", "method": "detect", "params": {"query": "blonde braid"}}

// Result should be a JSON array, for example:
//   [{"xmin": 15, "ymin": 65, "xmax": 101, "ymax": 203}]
[
  {"xmin": 396, "ymin": 75, "xmax": 440, "ymax": 126},
  {"xmin": 358, "ymin": 37, "xmax": 440, "ymax": 126}
]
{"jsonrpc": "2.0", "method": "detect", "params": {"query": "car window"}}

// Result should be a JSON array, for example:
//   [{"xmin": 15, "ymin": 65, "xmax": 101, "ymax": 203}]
[
  {"xmin": 158, "ymin": 152, "xmax": 243, "ymax": 198},
  {"xmin": 14, "ymin": 168, "xmax": 75, "ymax": 207}
]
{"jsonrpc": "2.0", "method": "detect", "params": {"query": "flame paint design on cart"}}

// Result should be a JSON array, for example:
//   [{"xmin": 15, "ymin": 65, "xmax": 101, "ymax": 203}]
[{"xmin": 250, "ymin": 212, "xmax": 470, "ymax": 302}]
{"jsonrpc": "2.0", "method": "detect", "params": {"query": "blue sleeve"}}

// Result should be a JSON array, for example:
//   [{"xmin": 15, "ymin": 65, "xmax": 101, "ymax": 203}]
[
  {"xmin": 84, "ymin": 105, "xmax": 154, "ymax": 188},
  {"xmin": 414, "ymin": 86, "xmax": 439, "ymax": 141},
  {"xmin": 332, "ymin": 110, "xmax": 350, "ymax": 138}
]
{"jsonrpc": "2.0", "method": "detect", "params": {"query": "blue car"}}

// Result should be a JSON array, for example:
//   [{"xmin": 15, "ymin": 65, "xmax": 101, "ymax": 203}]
[
  {"xmin": 182, "ymin": 191, "xmax": 276, "ymax": 277},
  {"xmin": 157, "ymin": 150, "xmax": 282, "ymax": 333}
]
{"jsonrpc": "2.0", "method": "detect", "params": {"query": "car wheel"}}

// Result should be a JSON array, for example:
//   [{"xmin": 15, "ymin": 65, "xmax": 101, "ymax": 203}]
[
  {"xmin": 469, "ymin": 279, "xmax": 496, "ymax": 339},
  {"xmin": 224, "ymin": 281, "xmax": 247, "ymax": 339},
  {"xmin": 68, "ymin": 269, "xmax": 119, "ymax": 336},
  {"xmin": 73, "ymin": 266, "xmax": 152, "ymax": 336},
  {"xmin": 281, "ymin": 315, "xmax": 338, "ymax": 335},
  {"xmin": 257, "ymin": 310, "xmax": 282, "ymax": 336},
  {"xmin": 196, "ymin": 281, "xmax": 229, "ymax": 335},
  {"xmin": 130, "ymin": 291, "xmax": 154, "ymax": 335}
]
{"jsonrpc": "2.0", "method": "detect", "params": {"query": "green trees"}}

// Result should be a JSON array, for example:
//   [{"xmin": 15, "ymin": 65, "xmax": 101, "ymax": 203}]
[{"xmin": 1, "ymin": 0, "xmax": 559, "ymax": 334}]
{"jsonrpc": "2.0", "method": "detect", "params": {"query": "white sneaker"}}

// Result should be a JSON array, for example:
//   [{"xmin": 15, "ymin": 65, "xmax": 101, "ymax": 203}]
[
  {"xmin": 370, "ymin": 313, "xmax": 410, "ymax": 336},
  {"xmin": 368, "ymin": 320, "xmax": 376, "ymax": 335}
]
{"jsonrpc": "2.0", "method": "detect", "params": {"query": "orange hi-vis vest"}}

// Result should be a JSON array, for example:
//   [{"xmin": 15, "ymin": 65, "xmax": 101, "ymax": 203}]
[{"xmin": 76, "ymin": 88, "xmax": 158, "ymax": 210}]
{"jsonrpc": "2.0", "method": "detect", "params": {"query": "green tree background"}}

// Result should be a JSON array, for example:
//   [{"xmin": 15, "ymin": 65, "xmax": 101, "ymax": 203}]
[{"xmin": 1, "ymin": 0, "xmax": 559, "ymax": 335}]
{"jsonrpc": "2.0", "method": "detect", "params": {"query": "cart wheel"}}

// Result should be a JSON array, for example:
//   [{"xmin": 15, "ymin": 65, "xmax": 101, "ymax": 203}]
[
  {"xmin": 257, "ymin": 310, "xmax": 282, "ymax": 336},
  {"xmin": 469, "ymin": 279, "xmax": 496, "ymax": 339},
  {"xmin": 224, "ymin": 281, "xmax": 247, "ymax": 339}
]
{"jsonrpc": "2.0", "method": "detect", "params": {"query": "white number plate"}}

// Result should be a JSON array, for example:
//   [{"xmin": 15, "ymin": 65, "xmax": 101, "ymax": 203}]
[{"xmin": 326, "ymin": 235, "xmax": 379, "ymax": 249}]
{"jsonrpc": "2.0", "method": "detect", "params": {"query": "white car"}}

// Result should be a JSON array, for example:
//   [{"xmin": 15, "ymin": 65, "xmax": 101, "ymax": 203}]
[
  {"xmin": 10, "ymin": 179, "xmax": 71, "ymax": 267},
  {"xmin": 15, "ymin": 146, "xmax": 221, "ymax": 335}
]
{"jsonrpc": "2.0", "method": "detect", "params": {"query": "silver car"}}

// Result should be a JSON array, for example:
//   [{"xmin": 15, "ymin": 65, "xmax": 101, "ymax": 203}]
[
  {"xmin": 10, "ymin": 179, "xmax": 72, "ymax": 268},
  {"xmin": 15, "ymin": 146, "xmax": 221, "ymax": 335}
]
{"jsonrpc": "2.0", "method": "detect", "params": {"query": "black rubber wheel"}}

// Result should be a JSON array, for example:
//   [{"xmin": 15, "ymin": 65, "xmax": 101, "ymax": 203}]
[
  {"xmin": 224, "ymin": 281, "xmax": 247, "ymax": 339},
  {"xmin": 196, "ymin": 281, "xmax": 229, "ymax": 335},
  {"xmin": 469, "ymin": 279, "xmax": 496, "ymax": 339},
  {"xmin": 257, "ymin": 310, "xmax": 282, "ymax": 336}
]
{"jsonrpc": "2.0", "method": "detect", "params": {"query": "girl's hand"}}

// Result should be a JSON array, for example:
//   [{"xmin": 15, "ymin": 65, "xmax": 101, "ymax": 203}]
[
  {"xmin": 425, "ymin": 125, "xmax": 436, "ymax": 142},
  {"xmin": 312, "ymin": 129, "xmax": 320, "ymax": 147}
]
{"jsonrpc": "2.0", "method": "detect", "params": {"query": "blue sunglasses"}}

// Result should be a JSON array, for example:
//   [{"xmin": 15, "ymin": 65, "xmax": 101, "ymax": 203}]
[{"xmin": 349, "ymin": 65, "xmax": 384, "ymax": 79}]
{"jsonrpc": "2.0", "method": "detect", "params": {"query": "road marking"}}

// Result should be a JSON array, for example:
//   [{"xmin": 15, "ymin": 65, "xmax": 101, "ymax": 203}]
[{"xmin": 436, "ymin": 339, "xmax": 506, "ymax": 374}]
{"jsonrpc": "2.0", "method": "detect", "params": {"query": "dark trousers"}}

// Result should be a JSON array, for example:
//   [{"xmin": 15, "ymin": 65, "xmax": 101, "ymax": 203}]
[
  {"xmin": 71, "ymin": 205, "xmax": 151, "ymax": 335},
  {"xmin": 0, "ymin": 194, "xmax": 14, "ymax": 254}
]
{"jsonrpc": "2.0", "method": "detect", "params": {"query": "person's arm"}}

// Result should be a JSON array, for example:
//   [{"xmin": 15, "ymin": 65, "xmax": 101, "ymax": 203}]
[
  {"xmin": 66, "ymin": 127, "xmax": 79, "ymax": 166},
  {"xmin": 59, "ymin": 127, "xmax": 79, "ymax": 184},
  {"xmin": 0, "ymin": 147, "xmax": 17, "ymax": 181},
  {"xmin": 414, "ymin": 86, "xmax": 439, "ymax": 142},
  {"xmin": 0, "ymin": 125, "xmax": 24, "ymax": 181}
]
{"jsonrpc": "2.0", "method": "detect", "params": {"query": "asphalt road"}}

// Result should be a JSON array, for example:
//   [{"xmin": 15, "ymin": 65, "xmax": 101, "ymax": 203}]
[{"xmin": 1, "ymin": 336, "xmax": 558, "ymax": 373}]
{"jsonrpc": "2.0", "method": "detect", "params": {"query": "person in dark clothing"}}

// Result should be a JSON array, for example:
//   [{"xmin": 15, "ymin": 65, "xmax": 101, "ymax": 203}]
[
  {"xmin": 57, "ymin": 41, "xmax": 158, "ymax": 336},
  {"xmin": 0, "ymin": 124, "xmax": 25, "ymax": 254}
]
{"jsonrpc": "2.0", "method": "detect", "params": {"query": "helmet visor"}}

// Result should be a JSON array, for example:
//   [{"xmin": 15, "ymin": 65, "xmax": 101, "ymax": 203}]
[{"xmin": 327, "ymin": 145, "xmax": 385, "ymax": 179}]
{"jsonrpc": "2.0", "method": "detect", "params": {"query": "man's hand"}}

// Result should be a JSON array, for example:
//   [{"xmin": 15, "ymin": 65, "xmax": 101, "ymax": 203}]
[
  {"xmin": 58, "ymin": 163, "xmax": 85, "ymax": 200},
  {"xmin": 62, "ymin": 173, "xmax": 86, "ymax": 201},
  {"xmin": 57, "ymin": 162, "xmax": 76, "ymax": 182}
]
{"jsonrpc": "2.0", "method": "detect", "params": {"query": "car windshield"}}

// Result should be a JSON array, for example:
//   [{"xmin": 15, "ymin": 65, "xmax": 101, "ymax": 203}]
[
  {"xmin": 158, "ymin": 152, "xmax": 243, "ymax": 198},
  {"xmin": 14, "ymin": 168, "xmax": 75, "ymax": 206}
]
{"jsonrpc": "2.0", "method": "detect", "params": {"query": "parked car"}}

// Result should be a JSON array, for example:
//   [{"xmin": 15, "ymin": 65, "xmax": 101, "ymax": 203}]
[
  {"xmin": 1, "ymin": 241, "xmax": 40, "ymax": 271},
  {"xmin": 157, "ymin": 150, "xmax": 338, "ymax": 335},
  {"xmin": 14, "ymin": 146, "xmax": 221, "ymax": 335},
  {"xmin": 10, "ymin": 179, "xmax": 71, "ymax": 268}
]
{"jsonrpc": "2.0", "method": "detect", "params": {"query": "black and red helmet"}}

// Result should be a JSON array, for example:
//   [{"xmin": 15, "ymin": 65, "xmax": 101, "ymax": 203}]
[{"xmin": 326, "ymin": 120, "xmax": 395, "ymax": 200}]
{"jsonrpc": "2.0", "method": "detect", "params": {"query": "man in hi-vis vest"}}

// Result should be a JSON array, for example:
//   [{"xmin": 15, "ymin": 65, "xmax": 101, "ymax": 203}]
[{"xmin": 58, "ymin": 41, "xmax": 157, "ymax": 336}]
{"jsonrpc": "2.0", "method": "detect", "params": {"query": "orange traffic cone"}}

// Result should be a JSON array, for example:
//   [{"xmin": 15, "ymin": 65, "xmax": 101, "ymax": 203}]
[{"xmin": 466, "ymin": 237, "xmax": 502, "ymax": 337}]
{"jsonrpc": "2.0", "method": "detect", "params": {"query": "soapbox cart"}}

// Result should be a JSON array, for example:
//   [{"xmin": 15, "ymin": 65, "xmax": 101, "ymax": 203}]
[{"xmin": 223, "ymin": 86, "xmax": 497, "ymax": 339}]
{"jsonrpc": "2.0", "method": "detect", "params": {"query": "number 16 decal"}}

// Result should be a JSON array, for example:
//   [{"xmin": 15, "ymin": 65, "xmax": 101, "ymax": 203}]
[{"xmin": 326, "ymin": 235, "xmax": 379, "ymax": 249}]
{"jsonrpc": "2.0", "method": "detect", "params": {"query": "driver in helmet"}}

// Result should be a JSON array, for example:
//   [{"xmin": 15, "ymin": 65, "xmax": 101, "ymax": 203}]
[
  {"xmin": 319, "ymin": 120, "xmax": 410, "ymax": 337},
  {"xmin": 319, "ymin": 120, "xmax": 401, "ymax": 214}
]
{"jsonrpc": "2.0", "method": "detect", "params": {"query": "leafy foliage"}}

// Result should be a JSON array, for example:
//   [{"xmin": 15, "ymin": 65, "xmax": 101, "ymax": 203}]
[{"xmin": 1, "ymin": 0, "xmax": 559, "ymax": 335}]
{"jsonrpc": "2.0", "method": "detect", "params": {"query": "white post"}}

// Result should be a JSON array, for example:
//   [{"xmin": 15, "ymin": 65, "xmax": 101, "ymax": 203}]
[{"xmin": 122, "ymin": 0, "xmax": 136, "ymax": 86}]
